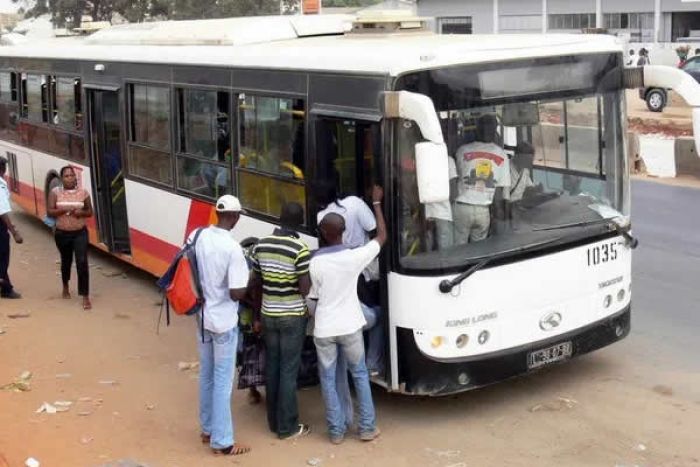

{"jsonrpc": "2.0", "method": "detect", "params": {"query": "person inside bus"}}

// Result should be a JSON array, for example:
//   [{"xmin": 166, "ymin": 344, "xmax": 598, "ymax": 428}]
[
  {"xmin": 308, "ymin": 185, "xmax": 386, "ymax": 445},
  {"xmin": 46, "ymin": 166, "xmax": 94, "ymax": 310},
  {"xmin": 453, "ymin": 114, "xmax": 510, "ymax": 243},
  {"xmin": 271, "ymin": 125, "xmax": 304, "ymax": 180},
  {"xmin": 425, "ymin": 155, "xmax": 458, "ymax": 250},
  {"xmin": 507, "ymin": 141, "xmax": 542, "ymax": 204}
]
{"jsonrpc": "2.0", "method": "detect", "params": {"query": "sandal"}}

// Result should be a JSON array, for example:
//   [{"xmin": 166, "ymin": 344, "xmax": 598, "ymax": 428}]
[
  {"xmin": 200, "ymin": 433, "xmax": 211, "ymax": 444},
  {"xmin": 280, "ymin": 423, "xmax": 310, "ymax": 440},
  {"xmin": 213, "ymin": 443, "xmax": 251, "ymax": 456},
  {"xmin": 82, "ymin": 297, "xmax": 92, "ymax": 310}
]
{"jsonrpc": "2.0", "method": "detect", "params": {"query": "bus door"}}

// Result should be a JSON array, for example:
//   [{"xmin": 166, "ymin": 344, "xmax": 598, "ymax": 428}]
[
  {"xmin": 313, "ymin": 115, "xmax": 389, "ymax": 384},
  {"xmin": 86, "ymin": 89, "xmax": 131, "ymax": 253}
]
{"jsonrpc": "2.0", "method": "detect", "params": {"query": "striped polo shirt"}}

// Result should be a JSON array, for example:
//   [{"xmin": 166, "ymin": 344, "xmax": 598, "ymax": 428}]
[{"xmin": 252, "ymin": 228, "xmax": 310, "ymax": 317}]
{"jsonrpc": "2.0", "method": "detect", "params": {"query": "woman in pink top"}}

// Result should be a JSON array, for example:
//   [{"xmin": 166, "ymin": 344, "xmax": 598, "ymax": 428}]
[{"xmin": 47, "ymin": 166, "xmax": 94, "ymax": 310}]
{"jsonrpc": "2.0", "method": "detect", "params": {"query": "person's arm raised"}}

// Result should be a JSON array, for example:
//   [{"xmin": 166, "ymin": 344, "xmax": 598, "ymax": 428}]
[{"xmin": 371, "ymin": 185, "xmax": 387, "ymax": 247}]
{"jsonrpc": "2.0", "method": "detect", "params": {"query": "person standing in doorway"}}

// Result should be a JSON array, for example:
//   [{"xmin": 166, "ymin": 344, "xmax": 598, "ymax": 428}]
[
  {"xmin": 252, "ymin": 201, "xmax": 312, "ymax": 440},
  {"xmin": 0, "ymin": 156, "xmax": 22, "ymax": 299},
  {"xmin": 47, "ymin": 166, "xmax": 93, "ymax": 309},
  {"xmin": 191, "ymin": 194, "xmax": 251, "ymax": 456},
  {"xmin": 309, "ymin": 185, "xmax": 386, "ymax": 445}
]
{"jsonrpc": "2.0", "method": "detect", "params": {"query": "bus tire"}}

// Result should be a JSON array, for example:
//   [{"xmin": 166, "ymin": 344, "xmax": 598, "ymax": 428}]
[{"xmin": 645, "ymin": 89, "xmax": 666, "ymax": 113}]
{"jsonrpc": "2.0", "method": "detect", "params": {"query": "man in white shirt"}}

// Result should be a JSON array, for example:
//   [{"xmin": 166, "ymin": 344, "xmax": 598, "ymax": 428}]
[
  {"xmin": 189, "ymin": 194, "xmax": 251, "ymax": 456},
  {"xmin": 454, "ymin": 114, "xmax": 510, "ymax": 243},
  {"xmin": 309, "ymin": 185, "xmax": 386, "ymax": 445},
  {"xmin": 425, "ymin": 156, "xmax": 458, "ymax": 250},
  {"xmin": 0, "ymin": 157, "xmax": 23, "ymax": 299}
]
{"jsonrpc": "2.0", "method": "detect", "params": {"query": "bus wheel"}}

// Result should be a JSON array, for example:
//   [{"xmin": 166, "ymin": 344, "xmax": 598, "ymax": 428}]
[{"xmin": 645, "ymin": 89, "xmax": 666, "ymax": 113}]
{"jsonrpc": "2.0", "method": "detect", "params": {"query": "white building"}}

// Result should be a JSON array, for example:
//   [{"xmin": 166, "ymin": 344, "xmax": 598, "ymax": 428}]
[{"xmin": 417, "ymin": 0, "xmax": 700, "ymax": 43}]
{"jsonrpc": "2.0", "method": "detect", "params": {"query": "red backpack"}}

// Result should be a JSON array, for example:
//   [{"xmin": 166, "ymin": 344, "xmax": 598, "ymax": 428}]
[{"xmin": 157, "ymin": 228, "xmax": 206, "ymax": 326}]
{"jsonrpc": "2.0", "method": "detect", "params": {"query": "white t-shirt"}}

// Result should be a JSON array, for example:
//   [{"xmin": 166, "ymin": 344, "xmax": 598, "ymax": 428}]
[
  {"xmin": 317, "ymin": 196, "xmax": 376, "ymax": 249},
  {"xmin": 188, "ymin": 226, "xmax": 249, "ymax": 334},
  {"xmin": 309, "ymin": 240, "xmax": 381, "ymax": 338},
  {"xmin": 0, "ymin": 177, "xmax": 11, "ymax": 216},
  {"xmin": 425, "ymin": 157, "xmax": 458, "ymax": 221},
  {"xmin": 455, "ymin": 142, "xmax": 510, "ymax": 206},
  {"xmin": 506, "ymin": 165, "xmax": 535, "ymax": 202}
]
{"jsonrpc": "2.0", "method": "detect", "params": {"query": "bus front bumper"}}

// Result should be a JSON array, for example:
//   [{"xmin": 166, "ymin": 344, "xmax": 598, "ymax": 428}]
[{"xmin": 396, "ymin": 305, "xmax": 631, "ymax": 396}]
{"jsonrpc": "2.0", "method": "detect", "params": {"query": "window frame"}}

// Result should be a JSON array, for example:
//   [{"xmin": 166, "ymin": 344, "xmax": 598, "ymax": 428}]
[
  {"xmin": 174, "ymin": 84, "xmax": 235, "ymax": 202},
  {"xmin": 50, "ymin": 74, "xmax": 83, "ymax": 133},
  {"xmin": 126, "ymin": 80, "xmax": 175, "ymax": 188},
  {"xmin": 235, "ymin": 91, "xmax": 308, "ymax": 221}
]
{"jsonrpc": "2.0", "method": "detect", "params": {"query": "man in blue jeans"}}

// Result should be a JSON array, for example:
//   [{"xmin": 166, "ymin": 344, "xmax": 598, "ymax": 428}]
[
  {"xmin": 251, "ymin": 202, "xmax": 311, "ymax": 439},
  {"xmin": 309, "ymin": 185, "xmax": 386, "ymax": 444},
  {"xmin": 189, "ymin": 195, "xmax": 251, "ymax": 456}
]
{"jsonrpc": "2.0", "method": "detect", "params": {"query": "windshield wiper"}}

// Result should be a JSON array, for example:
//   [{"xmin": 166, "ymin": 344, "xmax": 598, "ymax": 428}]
[
  {"xmin": 533, "ymin": 217, "xmax": 639, "ymax": 249},
  {"xmin": 439, "ymin": 257, "xmax": 492, "ymax": 294}
]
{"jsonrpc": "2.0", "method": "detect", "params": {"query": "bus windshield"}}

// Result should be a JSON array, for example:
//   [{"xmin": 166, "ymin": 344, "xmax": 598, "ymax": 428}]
[{"xmin": 394, "ymin": 53, "xmax": 628, "ymax": 272}]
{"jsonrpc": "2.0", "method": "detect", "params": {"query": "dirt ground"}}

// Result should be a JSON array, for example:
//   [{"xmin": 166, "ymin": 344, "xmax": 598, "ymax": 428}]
[{"xmin": 1, "ymin": 210, "xmax": 699, "ymax": 467}]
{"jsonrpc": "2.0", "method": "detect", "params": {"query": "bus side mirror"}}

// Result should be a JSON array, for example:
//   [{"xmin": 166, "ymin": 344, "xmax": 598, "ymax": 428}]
[{"xmin": 415, "ymin": 141, "xmax": 450, "ymax": 203}]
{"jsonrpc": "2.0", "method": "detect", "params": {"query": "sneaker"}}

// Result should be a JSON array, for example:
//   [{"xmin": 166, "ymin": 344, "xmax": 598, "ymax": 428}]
[
  {"xmin": 280, "ymin": 423, "xmax": 310, "ymax": 440},
  {"xmin": 0, "ymin": 291, "xmax": 21, "ymax": 299},
  {"xmin": 330, "ymin": 434, "xmax": 345, "ymax": 445},
  {"xmin": 360, "ymin": 428, "xmax": 381, "ymax": 442}
]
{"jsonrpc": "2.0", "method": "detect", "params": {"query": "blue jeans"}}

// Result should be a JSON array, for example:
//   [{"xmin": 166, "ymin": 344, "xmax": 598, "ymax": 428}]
[
  {"xmin": 315, "ymin": 330, "xmax": 376, "ymax": 438},
  {"xmin": 198, "ymin": 326, "xmax": 238, "ymax": 449},
  {"xmin": 335, "ymin": 304, "xmax": 384, "ymax": 428}
]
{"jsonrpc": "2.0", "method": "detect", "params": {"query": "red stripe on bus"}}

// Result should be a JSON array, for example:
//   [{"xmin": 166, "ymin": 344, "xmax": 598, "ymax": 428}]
[
  {"xmin": 184, "ymin": 199, "xmax": 216, "ymax": 241},
  {"xmin": 129, "ymin": 228, "xmax": 180, "ymax": 264}
]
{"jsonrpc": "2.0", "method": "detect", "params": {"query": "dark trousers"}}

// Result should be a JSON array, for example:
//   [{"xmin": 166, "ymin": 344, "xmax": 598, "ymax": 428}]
[
  {"xmin": 54, "ymin": 228, "xmax": 89, "ymax": 296},
  {"xmin": 262, "ymin": 314, "xmax": 308, "ymax": 438},
  {"xmin": 0, "ymin": 222, "xmax": 13, "ymax": 295}
]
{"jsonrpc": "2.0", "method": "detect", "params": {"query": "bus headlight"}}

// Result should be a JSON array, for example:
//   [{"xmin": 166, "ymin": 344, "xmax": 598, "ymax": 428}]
[
  {"xmin": 431, "ymin": 336, "xmax": 444, "ymax": 348},
  {"xmin": 455, "ymin": 334, "xmax": 469, "ymax": 348},
  {"xmin": 603, "ymin": 294, "xmax": 612, "ymax": 308}
]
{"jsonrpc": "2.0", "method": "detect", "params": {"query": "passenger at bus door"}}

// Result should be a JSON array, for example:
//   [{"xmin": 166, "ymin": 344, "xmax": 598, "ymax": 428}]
[
  {"xmin": 315, "ymin": 179, "xmax": 385, "ymax": 377},
  {"xmin": 424, "ymin": 155, "xmax": 458, "ymax": 250},
  {"xmin": 453, "ymin": 114, "xmax": 510, "ymax": 243},
  {"xmin": 46, "ymin": 166, "xmax": 94, "ymax": 310},
  {"xmin": 308, "ymin": 185, "xmax": 386, "ymax": 445},
  {"xmin": 0, "ymin": 156, "xmax": 23, "ymax": 300},
  {"xmin": 250, "ymin": 202, "xmax": 312, "ymax": 440}
]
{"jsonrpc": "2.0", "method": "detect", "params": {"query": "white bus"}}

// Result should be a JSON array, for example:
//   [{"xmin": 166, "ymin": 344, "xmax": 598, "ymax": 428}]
[{"xmin": 1, "ymin": 15, "xmax": 697, "ymax": 395}]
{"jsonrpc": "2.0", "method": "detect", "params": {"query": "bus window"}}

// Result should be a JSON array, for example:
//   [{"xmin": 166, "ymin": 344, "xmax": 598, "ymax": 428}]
[
  {"xmin": 127, "ymin": 83, "xmax": 172, "ymax": 185},
  {"xmin": 52, "ymin": 77, "xmax": 82, "ymax": 131},
  {"xmin": 175, "ymin": 88, "xmax": 232, "ymax": 200},
  {"xmin": 237, "ymin": 94, "xmax": 305, "ymax": 219},
  {"xmin": 23, "ymin": 74, "xmax": 48, "ymax": 123},
  {"xmin": 0, "ymin": 72, "xmax": 14, "ymax": 103}
]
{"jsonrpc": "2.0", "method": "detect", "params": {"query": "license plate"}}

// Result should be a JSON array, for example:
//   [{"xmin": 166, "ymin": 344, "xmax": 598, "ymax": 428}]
[{"xmin": 527, "ymin": 342, "xmax": 572, "ymax": 369}]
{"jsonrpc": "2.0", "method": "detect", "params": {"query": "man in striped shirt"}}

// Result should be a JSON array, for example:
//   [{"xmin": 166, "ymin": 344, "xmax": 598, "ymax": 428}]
[{"xmin": 251, "ymin": 202, "xmax": 311, "ymax": 440}]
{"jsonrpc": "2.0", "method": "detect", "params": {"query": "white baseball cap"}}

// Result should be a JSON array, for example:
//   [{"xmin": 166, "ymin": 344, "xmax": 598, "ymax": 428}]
[{"xmin": 215, "ymin": 195, "xmax": 243, "ymax": 213}]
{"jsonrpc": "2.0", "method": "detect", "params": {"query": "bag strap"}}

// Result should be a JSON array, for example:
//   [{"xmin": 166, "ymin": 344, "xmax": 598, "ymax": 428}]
[{"xmin": 189, "ymin": 227, "xmax": 207, "ymax": 343}]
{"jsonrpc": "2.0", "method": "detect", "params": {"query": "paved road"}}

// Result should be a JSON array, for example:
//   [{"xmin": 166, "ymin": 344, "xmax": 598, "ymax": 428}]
[{"xmin": 626, "ymin": 179, "xmax": 700, "ymax": 377}]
